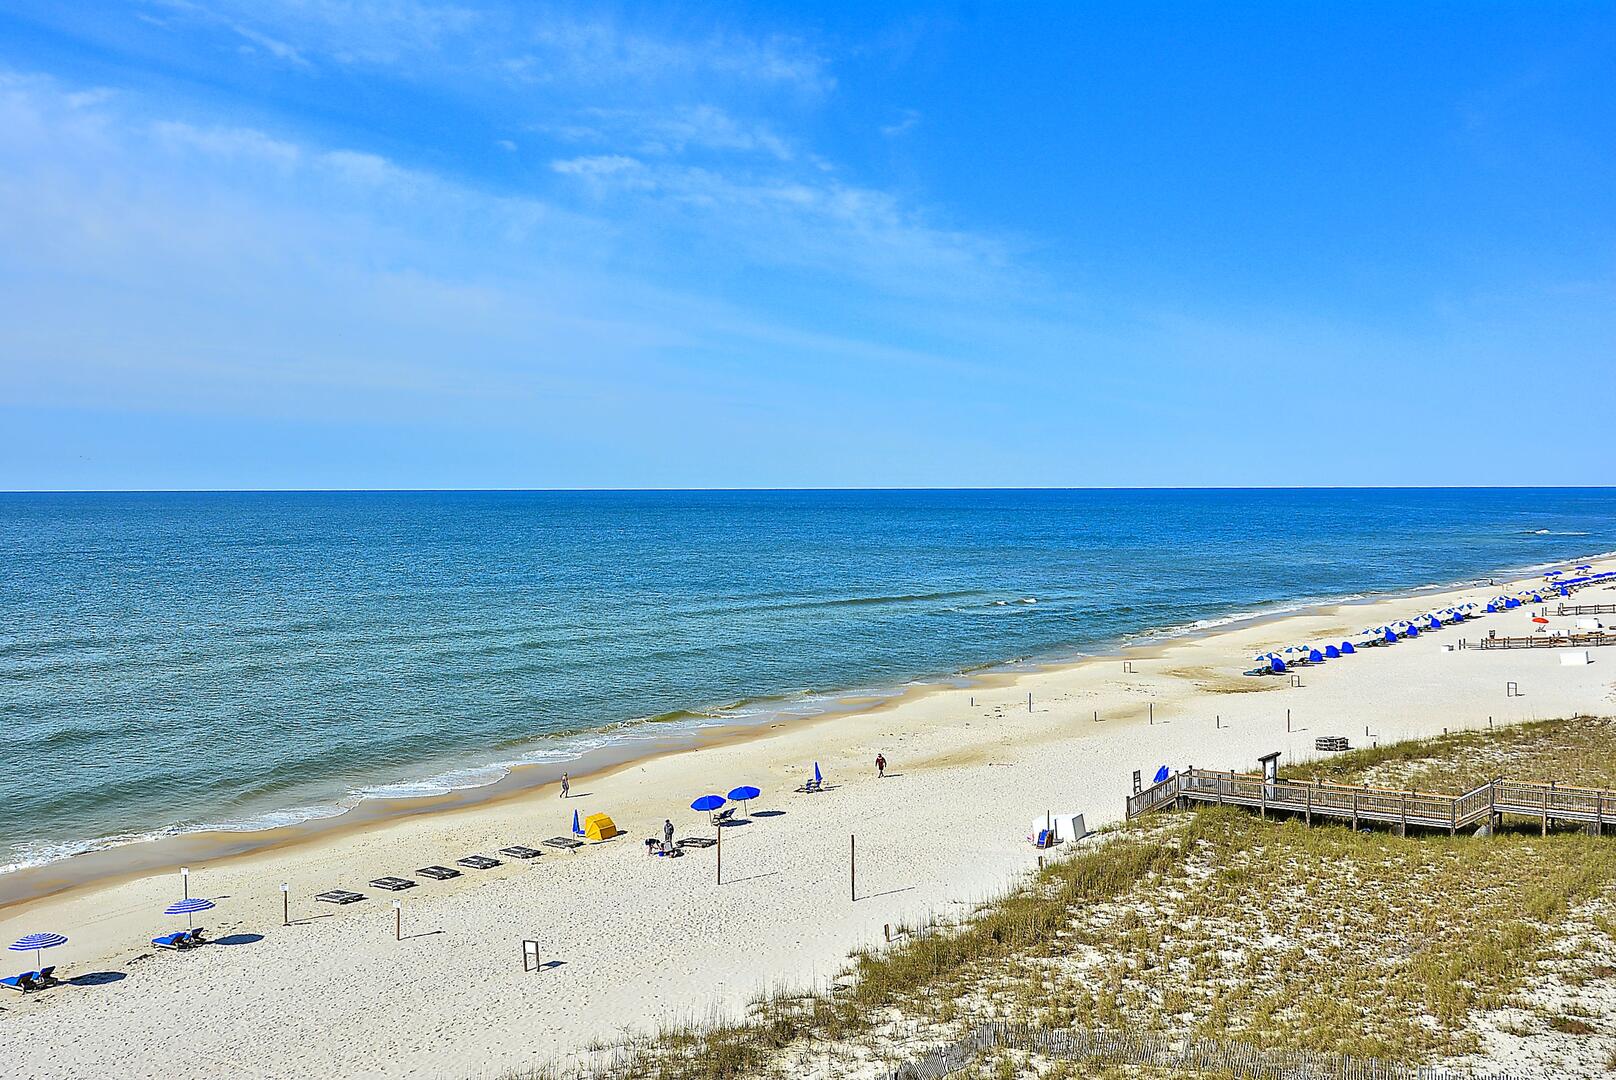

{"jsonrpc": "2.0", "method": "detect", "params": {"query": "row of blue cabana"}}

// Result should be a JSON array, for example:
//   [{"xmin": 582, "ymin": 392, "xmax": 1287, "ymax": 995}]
[{"xmin": 1248, "ymin": 564, "xmax": 1614, "ymax": 675}]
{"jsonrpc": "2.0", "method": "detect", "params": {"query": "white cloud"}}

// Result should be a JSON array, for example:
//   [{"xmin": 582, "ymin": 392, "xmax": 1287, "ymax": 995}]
[
  {"xmin": 550, "ymin": 104, "xmax": 794, "ymax": 162},
  {"xmin": 881, "ymin": 108, "xmax": 921, "ymax": 137},
  {"xmin": 550, "ymin": 154, "xmax": 643, "ymax": 177}
]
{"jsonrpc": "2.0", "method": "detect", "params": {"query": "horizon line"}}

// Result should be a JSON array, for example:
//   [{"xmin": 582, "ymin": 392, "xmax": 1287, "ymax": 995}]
[{"xmin": 3, "ymin": 484, "xmax": 1615, "ymax": 495}]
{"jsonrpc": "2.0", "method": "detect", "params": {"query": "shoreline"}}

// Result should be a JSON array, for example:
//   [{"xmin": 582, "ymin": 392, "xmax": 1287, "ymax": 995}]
[
  {"xmin": 4, "ymin": 556, "xmax": 1615, "ymax": 1078},
  {"xmin": 5, "ymin": 550, "xmax": 1610, "ymax": 912}
]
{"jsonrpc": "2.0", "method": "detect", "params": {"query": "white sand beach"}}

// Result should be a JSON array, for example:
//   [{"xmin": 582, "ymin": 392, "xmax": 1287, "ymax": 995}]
[{"xmin": 4, "ymin": 564, "xmax": 1615, "ymax": 1078}]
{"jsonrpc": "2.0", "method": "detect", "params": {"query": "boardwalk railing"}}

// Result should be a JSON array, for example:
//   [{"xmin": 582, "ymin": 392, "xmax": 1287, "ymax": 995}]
[
  {"xmin": 1556, "ymin": 603, "xmax": 1616, "ymax": 616},
  {"xmin": 1472, "ymin": 631, "xmax": 1616, "ymax": 650},
  {"xmin": 893, "ymin": 1020, "xmax": 1531, "ymax": 1080},
  {"xmin": 1128, "ymin": 768, "xmax": 1616, "ymax": 835}
]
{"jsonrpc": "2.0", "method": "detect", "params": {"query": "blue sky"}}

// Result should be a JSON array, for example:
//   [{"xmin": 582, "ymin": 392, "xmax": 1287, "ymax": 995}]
[{"xmin": 1, "ymin": 2, "xmax": 1612, "ymax": 489}]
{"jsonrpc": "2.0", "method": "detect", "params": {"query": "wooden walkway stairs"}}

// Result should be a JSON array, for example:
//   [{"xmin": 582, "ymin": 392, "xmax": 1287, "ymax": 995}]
[{"xmin": 1127, "ymin": 768, "xmax": 1616, "ymax": 836}]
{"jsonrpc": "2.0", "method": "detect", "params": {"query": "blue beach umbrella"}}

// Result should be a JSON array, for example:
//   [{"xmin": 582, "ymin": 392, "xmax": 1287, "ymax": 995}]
[
  {"xmin": 164, "ymin": 897, "xmax": 215, "ymax": 929},
  {"xmin": 691, "ymin": 794, "xmax": 725, "ymax": 812},
  {"xmin": 9, "ymin": 932, "xmax": 67, "ymax": 969},
  {"xmin": 1152, "ymin": 766, "xmax": 1169, "ymax": 784},
  {"xmin": 571, "ymin": 809, "xmax": 583, "ymax": 836},
  {"xmin": 1561, "ymin": 588, "xmax": 1570, "ymax": 597},
  {"xmin": 727, "ymin": 785, "xmax": 761, "ymax": 816}
]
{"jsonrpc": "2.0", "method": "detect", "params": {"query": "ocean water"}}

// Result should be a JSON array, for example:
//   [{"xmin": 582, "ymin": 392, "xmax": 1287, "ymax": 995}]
[{"xmin": 3, "ymin": 488, "xmax": 1614, "ymax": 873}]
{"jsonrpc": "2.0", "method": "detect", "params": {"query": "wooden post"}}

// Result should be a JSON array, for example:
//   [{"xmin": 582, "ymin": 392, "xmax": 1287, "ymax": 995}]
[
  {"xmin": 717, "ymin": 820, "xmax": 722, "ymax": 885},
  {"xmin": 850, "ymin": 834, "xmax": 856, "ymax": 902},
  {"xmin": 281, "ymin": 883, "xmax": 289, "ymax": 927},
  {"xmin": 1149, "ymin": 703, "xmax": 1154, "ymax": 725},
  {"xmin": 1351, "ymin": 792, "xmax": 1358, "ymax": 832},
  {"xmin": 1260, "ymin": 781, "xmax": 1266, "ymax": 820},
  {"xmin": 1028, "ymin": 692, "xmax": 1032, "ymax": 712},
  {"xmin": 1305, "ymin": 782, "xmax": 1312, "ymax": 827},
  {"xmin": 394, "ymin": 900, "xmax": 402, "ymax": 941},
  {"xmin": 1400, "ymin": 793, "xmax": 1408, "ymax": 837},
  {"xmin": 1449, "ymin": 796, "xmax": 1457, "ymax": 837},
  {"xmin": 1286, "ymin": 709, "xmax": 1291, "ymax": 733},
  {"xmin": 1543, "ymin": 786, "xmax": 1550, "ymax": 837}
]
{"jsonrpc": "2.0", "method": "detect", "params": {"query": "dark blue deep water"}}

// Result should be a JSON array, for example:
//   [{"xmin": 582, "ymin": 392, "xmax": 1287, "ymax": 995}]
[{"xmin": 3, "ymin": 488, "xmax": 1614, "ymax": 870}]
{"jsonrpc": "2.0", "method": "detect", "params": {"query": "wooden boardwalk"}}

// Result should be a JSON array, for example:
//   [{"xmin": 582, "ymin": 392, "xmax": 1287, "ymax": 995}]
[
  {"xmin": 1127, "ymin": 768, "xmax": 1616, "ymax": 836},
  {"xmin": 1557, "ymin": 603, "xmax": 1616, "ymax": 616},
  {"xmin": 1471, "ymin": 631, "xmax": 1616, "ymax": 650}
]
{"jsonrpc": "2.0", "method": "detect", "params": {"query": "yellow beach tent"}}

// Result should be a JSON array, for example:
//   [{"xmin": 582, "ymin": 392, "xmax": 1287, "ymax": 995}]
[{"xmin": 583, "ymin": 812, "xmax": 619, "ymax": 841}]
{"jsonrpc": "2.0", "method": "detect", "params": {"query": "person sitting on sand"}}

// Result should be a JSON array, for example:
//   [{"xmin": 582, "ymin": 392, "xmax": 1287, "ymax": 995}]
[{"xmin": 876, "ymin": 753, "xmax": 887, "ymax": 778}]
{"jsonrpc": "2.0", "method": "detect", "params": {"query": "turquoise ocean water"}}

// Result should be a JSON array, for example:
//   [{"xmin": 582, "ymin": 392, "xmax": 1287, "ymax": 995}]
[{"xmin": 3, "ymin": 488, "xmax": 1614, "ymax": 873}]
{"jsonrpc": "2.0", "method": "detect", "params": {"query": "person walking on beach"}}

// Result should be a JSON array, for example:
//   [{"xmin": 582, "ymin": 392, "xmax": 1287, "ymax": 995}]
[
  {"xmin": 875, "ymin": 753, "xmax": 887, "ymax": 779},
  {"xmin": 560, "ymin": 773, "xmax": 569, "ymax": 799}
]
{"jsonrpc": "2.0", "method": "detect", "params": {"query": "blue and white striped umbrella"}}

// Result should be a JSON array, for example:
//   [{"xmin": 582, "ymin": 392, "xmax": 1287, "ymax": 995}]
[
  {"xmin": 164, "ymin": 897, "xmax": 215, "ymax": 927},
  {"xmin": 9, "ymin": 932, "xmax": 67, "ymax": 968}
]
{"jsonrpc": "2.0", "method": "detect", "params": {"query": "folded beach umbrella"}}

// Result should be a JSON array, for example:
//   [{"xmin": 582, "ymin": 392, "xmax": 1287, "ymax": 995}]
[
  {"xmin": 1152, "ymin": 766, "xmax": 1170, "ymax": 784},
  {"xmin": 813, "ymin": 762, "xmax": 823, "ymax": 786},
  {"xmin": 9, "ymin": 932, "xmax": 67, "ymax": 969},
  {"xmin": 164, "ymin": 897, "xmax": 215, "ymax": 928},
  {"xmin": 571, "ymin": 809, "xmax": 583, "ymax": 836}
]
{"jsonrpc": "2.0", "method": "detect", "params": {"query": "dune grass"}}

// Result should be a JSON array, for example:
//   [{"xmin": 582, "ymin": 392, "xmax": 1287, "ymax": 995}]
[{"xmin": 516, "ymin": 714, "xmax": 1616, "ymax": 1079}]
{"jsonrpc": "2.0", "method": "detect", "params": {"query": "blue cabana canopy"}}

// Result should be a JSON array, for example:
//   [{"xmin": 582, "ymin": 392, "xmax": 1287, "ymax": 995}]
[
  {"xmin": 1340, "ymin": 641, "xmax": 1356, "ymax": 654},
  {"xmin": 1324, "ymin": 645, "xmax": 1340, "ymax": 658},
  {"xmin": 1308, "ymin": 649, "xmax": 1324, "ymax": 662},
  {"xmin": 1270, "ymin": 657, "xmax": 1287, "ymax": 673}
]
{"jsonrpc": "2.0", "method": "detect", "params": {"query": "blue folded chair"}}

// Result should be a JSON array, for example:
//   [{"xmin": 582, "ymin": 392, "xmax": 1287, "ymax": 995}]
[{"xmin": 152, "ymin": 932, "xmax": 189, "ymax": 950}]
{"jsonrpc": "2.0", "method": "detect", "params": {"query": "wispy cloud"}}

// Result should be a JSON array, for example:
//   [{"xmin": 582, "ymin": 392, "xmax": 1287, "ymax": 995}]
[
  {"xmin": 548, "ymin": 104, "xmax": 795, "ymax": 162},
  {"xmin": 881, "ymin": 108, "xmax": 921, "ymax": 137}
]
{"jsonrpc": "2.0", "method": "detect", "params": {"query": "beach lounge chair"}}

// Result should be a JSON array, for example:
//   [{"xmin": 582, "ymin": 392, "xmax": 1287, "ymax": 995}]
[
  {"xmin": 456, "ymin": 855, "xmax": 501, "ymax": 870},
  {"xmin": 34, "ymin": 965, "xmax": 57, "ymax": 985},
  {"xmin": 314, "ymin": 890, "xmax": 366, "ymax": 905},
  {"xmin": 1, "ymin": 972, "xmax": 37, "ymax": 992},
  {"xmin": 185, "ymin": 929, "xmax": 206, "ymax": 946},
  {"xmin": 498, "ymin": 845, "xmax": 543, "ymax": 860},
  {"xmin": 415, "ymin": 865, "xmax": 461, "ymax": 880},
  {"xmin": 542, "ymin": 836, "xmax": 584, "ymax": 851},
  {"xmin": 713, "ymin": 807, "xmax": 737, "ymax": 825},
  {"xmin": 152, "ymin": 932, "xmax": 190, "ymax": 950},
  {"xmin": 369, "ymin": 876, "xmax": 417, "ymax": 891},
  {"xmin": 676, "ymin": 836, "xmax": 717, "ymax": 850}
]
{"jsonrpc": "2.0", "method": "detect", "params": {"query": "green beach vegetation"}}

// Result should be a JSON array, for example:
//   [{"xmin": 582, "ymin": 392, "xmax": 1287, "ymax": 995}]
[{"xmin": 518, "ymin": 715, "xmax": 1616, "ymax": 1079}]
